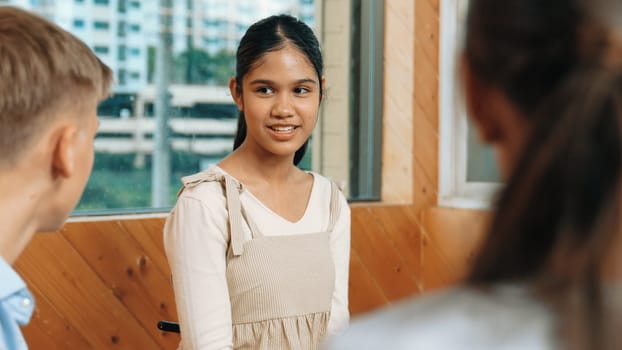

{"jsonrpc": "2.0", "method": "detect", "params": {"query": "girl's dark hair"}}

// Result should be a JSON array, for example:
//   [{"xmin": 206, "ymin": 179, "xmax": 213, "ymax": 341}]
[
  {"xmin": 465, "ymin": 0, "xmax": 622, "ymax": 348},
  {"xmin": 232, "ymin": 14, "xmax": 323, "ymax": 165}
]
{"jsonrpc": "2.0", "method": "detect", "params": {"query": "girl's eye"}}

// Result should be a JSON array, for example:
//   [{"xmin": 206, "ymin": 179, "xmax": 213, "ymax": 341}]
[
  {"xmin": 256, "ymin": 87, "xmax": 274, "ymax": 94},
  {"xmin": 294, "ymin": 87, "xmax": 311, "ymax": 95}
]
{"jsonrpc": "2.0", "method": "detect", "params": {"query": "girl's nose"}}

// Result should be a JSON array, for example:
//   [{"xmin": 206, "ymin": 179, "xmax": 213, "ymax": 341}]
[{"xmin": 272, "ymin": 94, "xmax": 294, "ymax": 117}]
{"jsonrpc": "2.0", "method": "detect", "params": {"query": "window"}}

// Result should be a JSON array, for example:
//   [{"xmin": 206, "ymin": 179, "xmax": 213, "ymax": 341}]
[
  {"xmin": 93, "ymin": 45, "xmax": 109, "ymax": 54},
  {"xmin": 7, "ymin": 1, "xmax": 383, "ymax": 214},
  {"xmin": 118, "ymin": 0, "xmax": 126, "ymax": 13},
  {"xmin": 73, "ymin": 19, "xmax": 85, "ymax": 29},
  {"xmin": 439, "ymin": 0, "xmax": 500, "ymax": 209},
  {"xmin": 118, "ymin": 21, "xmax": 126, "ymax": 37},
  {"xmin": 117, "ymin": 68, "xmax": 127, "ymax": 85},
  {"xmin": 94, "ymin": 21, "xmax": 109, "ymax": 30},
  {"xmin": 118, "ymin": 44, "xmax": 126, "ymax": 61},
  {"xmin": 349, "ymin": 0, "xmax": 383, "ymax": 200}
]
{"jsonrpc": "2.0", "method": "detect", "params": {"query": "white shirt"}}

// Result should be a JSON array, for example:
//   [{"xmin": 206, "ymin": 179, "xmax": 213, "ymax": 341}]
[
  {"xmin": 324, "ymin": 285, "xmax": 556, "ymax": 350},
  {"xmin": 164, "ymin": 166, "xmax": 350, "ymax": 350}
]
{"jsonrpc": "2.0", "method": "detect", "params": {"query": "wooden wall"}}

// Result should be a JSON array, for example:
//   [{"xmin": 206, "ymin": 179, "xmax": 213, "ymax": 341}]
[
  {"xmin": 14, "ymin": 219, "xmax": 180, "ymax": 350},
  {"xmin": 14, "ymin": 207, "xmax": 486, "ymax": 349},
  {"xmin": 12, "ymin": 0, "xmax": 494, "ymax": 348}
]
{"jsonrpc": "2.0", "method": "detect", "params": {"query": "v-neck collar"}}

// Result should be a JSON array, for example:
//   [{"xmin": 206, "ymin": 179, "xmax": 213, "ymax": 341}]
[{"xmin": 212, "ymin": 165, "xmax": 317, "ymax": 225}]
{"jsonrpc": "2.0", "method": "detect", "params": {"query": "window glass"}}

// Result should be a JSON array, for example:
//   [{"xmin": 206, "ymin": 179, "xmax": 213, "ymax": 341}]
[
  {"xmin": 94, "ymin": 21, "xmax": 109, "ymax": 30},
  {"xmin": 2, "ymin": 1, "xmax": 319, "ymax": 213},
  {"xmin": 466, "ymin": 119, "xmax": 499, "ymax": 182}
]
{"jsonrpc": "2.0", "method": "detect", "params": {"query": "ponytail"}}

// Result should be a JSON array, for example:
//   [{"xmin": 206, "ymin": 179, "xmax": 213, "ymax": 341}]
[{"xmin": 469, "ymin": 67, "xmax": 622, "ymax": 348}]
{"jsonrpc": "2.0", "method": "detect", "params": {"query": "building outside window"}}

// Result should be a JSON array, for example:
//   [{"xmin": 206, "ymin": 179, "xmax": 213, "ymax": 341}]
[
  {"xmin": 1, "ymin": 0, "xmax": 383, "ymax": 213},
  {"xmin": 94, "ymin": 20, "xmax": 110, "ymax": 30},
  {"xmin": 93, "ymin": 45, "xmax": 109, "ymax": 54},
  {"xmin": 73, "ymin": 18, "xmax": 84, "ymax": 28}
]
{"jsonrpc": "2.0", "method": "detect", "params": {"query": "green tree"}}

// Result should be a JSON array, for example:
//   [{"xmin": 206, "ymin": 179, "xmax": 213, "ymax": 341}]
[
  {"xmin": 172, "ymin": 48, "xmax": 235, "ymax": 85},
  {"xmin": 174, "ymin": 48, "xmax": 211, "ymax": 84},
  {"xmin": 209, "ymin": 49, "xmax": 235, "ymax": 85},
  {"xmin": 147, "ymin": 45, "xmax": 156, "ymax": 83}
]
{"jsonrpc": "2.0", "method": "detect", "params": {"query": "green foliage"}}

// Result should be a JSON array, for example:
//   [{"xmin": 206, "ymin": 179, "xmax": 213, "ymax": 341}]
[
  {"xmin": 76, "ymin": 148, "xmax": 313, "ymax": 213},
  {"xmin": 147, "ymin": 46, "xmax": 156, "ymax": 83},
  {"xmin": 172, "ymin": 48, "xmax": 235, "ymax": 85},
  {"xmin": 76, "ymin": 152, "xmax": 207, "ymax": 211}
]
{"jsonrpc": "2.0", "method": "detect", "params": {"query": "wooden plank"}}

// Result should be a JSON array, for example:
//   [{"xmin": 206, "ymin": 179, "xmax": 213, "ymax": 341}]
[
  {"xmin": 118, "ymin": 219, "xmax": 178, "ymax": 322},
  {"xmin": 61, "ymin": 221, "xmax": 180, "ymax": 349},
  {"xmin": 413, "ymin": 157, "xmax": 438, "ymax": 211},
  {"xmin": 142, "ymin": 218, "xmax": 168, "ymax": 256},
  {"xmin": 14, "ymin": 232, "xmax": 162, "ymax": 349},
  {"xmin": 351, "ymin": 207, "xmax": 421, "ymax": 302},
  {"xmin": 413, "ymin": 101, "xmax": 439, "ymax": 191},
  {"xmin": 382, "ymin": 0, "xmax": 415, "ymax": 203},
  {"xmin": 415, "ymin": 0, "xmax": 440, "ymax": 75},
  {"xmin": 19, "ymin": 286, "xmax": 92, "ymax": 350},
  {"xmin": 348, "ymin": 248, "xmax": 389, "ymax": 316},
  {"xmin": 368, "ymin": 206, "xmax": 422, "ymax": 287},
  {"xmin": 421, "ymin": 207, "xmax": 489, "ymax": 278},
  {"xmin": 117, "ymin": 219, "xmax": 171, "ymax": 278},
  {"xmin": 420, "ymin": 231, "xmax": 456, "ymax": 291},
  {"xmin": 413, "ymin": 47, "xmax": 439, "ymax": 132}
]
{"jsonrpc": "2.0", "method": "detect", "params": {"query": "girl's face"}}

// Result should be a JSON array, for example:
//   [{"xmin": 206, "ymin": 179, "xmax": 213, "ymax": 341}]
[{"xmin": 231, "ymin": 45, "xmax": 323, "ymax": 161}]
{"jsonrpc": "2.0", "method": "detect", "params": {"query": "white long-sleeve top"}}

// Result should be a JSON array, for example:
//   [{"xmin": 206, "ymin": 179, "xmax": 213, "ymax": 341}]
[{"xmin": 164, "ymin": 166, "xmax": 351, "ymax": 350}]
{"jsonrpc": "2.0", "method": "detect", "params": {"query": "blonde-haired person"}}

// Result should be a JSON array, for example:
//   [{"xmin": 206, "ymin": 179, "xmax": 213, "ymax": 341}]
[
  {"xmin": 0, "ymin": 6, "xmax": 112, "ymax": 350},
  {"xmin": 326, "ymin": 0, "xmax": 622, "ymax": 349}
]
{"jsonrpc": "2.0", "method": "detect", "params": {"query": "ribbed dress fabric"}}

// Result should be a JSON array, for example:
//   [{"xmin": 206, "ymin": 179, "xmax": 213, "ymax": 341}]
[{"xmin": 180, "ymin": 171, "xmax": 338, "ymax": 349}]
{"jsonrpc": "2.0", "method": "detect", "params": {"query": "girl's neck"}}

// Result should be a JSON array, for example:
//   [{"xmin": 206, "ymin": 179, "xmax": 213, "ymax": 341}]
[{"xmin": 218, "ymin": 145, "xmax": 301, "ymax": 186}]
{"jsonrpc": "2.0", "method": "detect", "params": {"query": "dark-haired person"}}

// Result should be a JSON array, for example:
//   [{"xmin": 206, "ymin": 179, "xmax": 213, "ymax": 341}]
[
  {"xmin": 0, "ymin": 6, "xmax": 112, "ymax": 350},
  {"xmin": 325, "ymin": 0, "xmax": 622, "ymax": 349},
  {"xmin": 163, "ymin": 14, "xmax": 350, "ymax": 350}
]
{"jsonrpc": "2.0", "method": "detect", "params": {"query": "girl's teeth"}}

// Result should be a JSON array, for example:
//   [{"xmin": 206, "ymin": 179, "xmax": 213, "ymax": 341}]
[{"xmin": 273, "ymin": 126, "xmax": 294, "ymax": 133}]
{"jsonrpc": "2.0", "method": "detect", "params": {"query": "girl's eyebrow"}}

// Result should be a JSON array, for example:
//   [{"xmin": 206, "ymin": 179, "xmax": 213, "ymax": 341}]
[{"xmin": 249, "ymin": 78, "xmax": 318, "ymax": 85}]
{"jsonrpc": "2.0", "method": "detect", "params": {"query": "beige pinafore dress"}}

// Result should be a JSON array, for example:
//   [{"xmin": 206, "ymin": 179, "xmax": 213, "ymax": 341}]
[{"xmin": 181, "ymin": 170, "xmax": 339, "ymax": 349}]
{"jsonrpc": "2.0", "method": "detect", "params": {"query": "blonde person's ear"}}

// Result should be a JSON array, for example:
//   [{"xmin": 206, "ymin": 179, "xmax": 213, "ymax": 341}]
[
  {"xmin": 229, "ymin": 77, "xmax": 244, "ymax": 111},
  {"xmin": 51, "ymin": 126, "xmax": 78, "ymax": 178}
]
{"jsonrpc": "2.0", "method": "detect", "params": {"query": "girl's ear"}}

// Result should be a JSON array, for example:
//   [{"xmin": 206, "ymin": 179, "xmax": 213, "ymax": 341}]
[
  {"xmin": 229, "ymin": 77, "xmax": 244, "ymax": 111},
  {"xmin": 320, "ymin": 77, "xmax": 326, "ymax": 102}
]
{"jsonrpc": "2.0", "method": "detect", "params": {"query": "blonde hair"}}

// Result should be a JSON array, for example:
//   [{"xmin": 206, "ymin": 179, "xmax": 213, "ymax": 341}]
[{"xmin": 0, "ymin": 6, "xmax": 113, "ymax": 166}]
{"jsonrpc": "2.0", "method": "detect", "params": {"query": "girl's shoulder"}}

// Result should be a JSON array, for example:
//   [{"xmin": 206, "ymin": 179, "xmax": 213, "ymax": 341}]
[
  {"xmin": 306, "ymin": 171, "xmax": 346, "ymax": 193},
  {"xmin": 176, "ymin": 165, "xmax": 230, "ymax": 200}
]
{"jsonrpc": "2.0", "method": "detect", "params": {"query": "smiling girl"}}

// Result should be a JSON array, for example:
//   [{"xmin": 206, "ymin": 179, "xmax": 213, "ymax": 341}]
[{"xmin": 163, "ymin": 15, "xmax": 351, "ymax": 350}]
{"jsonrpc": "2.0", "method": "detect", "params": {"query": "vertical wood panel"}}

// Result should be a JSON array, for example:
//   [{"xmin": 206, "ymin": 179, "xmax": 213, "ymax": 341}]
[{"xmin": 382, "ymin": 0, "xmax": 414, "ymax": 203}]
